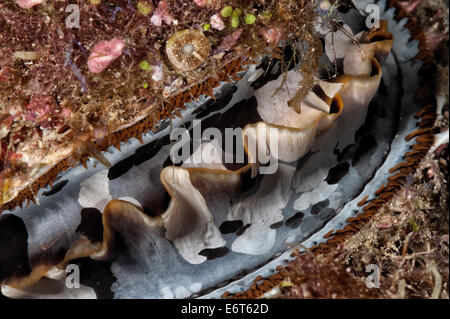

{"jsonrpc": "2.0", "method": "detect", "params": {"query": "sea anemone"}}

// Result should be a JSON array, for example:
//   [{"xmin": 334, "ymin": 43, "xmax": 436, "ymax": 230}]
[{"xmin": 166, "ymin": 29, "xmax": 211, "ymax": 72}]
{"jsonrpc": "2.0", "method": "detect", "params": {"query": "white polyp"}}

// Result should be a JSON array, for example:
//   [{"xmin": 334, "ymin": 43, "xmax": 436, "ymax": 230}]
[{"xmin": 182, "ymin": 44, "xmax": 195, "ymax": 55}]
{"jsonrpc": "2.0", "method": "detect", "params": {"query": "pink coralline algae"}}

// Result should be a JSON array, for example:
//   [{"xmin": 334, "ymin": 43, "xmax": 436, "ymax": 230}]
[
  {"xmin": 151, "ymin": 63, "xmax": 164, "ymax": 82},
  {"xmin": 194, "ymin": 0, "xmax": 221, "ymax": 7},
  {"xmin": 210, "ymin": 13, "xmax": 225, "ymax": 31},
  {"xmin": 0, "ymin": 67, "xmax": 12, "ymax": 83},
  {"xmin": 24, "ymin": 95, "xmax": 53, "ymax": 122},
  {"xmin": 24, "ymin": 95, "xmax": 71, "ymax": 129},
  {"xmin": 259, "ymin": 27, "xmax": 284, "ymax": 45},
  {"xmin": 15, "ymin": 0, "xmax": 43, "ymax": 9},
  {"xmin": 427, "ymin": 34, "xmax": 448, "ymax": 51},
  {"xmin": 194, "ymin": 0, "xmax": 207, "ymax": 6},
  {"xmin": 150, "ymin": 1, "xmax": 173, "ymax": 26},
  {"xmin": 398, "ymin": 0, "xmax": 423, "ymax": 13},
  {"xmin": 214, "ymin": 29, "xmax": 243, "ymax": 53},
  {"xmin": 87, "ymin": 38, "xmax": 126, "ymax": 73}
]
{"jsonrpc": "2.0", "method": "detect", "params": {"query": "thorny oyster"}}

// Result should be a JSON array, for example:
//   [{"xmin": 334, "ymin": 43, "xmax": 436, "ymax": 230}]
[{"xmin": 0, "ymin": 0, "xmax": 444, "ymax": 299}]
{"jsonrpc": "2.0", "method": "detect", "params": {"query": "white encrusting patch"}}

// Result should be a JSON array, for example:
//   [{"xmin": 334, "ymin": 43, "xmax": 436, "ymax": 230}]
[{"xmin": 78, "ymin": 170, "xmax": 112, "ymax": 212}]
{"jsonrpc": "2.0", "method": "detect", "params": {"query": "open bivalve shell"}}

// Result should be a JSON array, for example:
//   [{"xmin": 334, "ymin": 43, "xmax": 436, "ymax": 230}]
[{"xmin": 0, "ymin": 0, "xmax": 441, "ymax": 299}]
